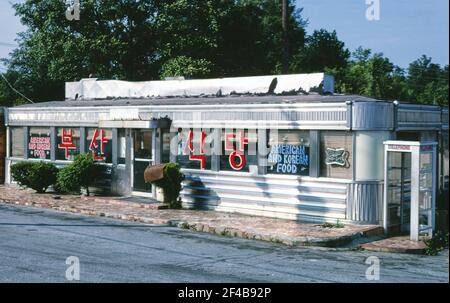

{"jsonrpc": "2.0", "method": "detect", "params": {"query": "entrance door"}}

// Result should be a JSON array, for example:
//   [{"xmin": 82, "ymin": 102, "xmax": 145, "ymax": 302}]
[
  {"xmin": 385, "ymin": 151, "xmax": 412, "ymax": 234},
  {"xmin": 132, "ymin": 129, "xmax": 153, "ymax": 195}
]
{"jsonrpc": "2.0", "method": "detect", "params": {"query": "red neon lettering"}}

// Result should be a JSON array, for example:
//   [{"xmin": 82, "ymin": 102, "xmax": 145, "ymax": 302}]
[
  {"xmin": 225, "ymin": 131, "xmax": 252, "ymax": 170},
  {"xmin": 225, "ymin": 133, "xmax": 235, "ymax": 151},
  {"xmin": 186, "ymin": 130, "xmax": 206, "ymax": 170},
  {"xmin": 184, "ymin": 130, "xmax": 194, "ymax": 154},
  {"xmin": 238, "ymin": 131, "xmax": 249, "ymax": 151},
  {"xmin": 89, "ymin": 129, "xmax": 109, "ymax": 160},
  {"xmin": 229, "ymin": 150, "xmax": 245, "ymax": 170},
  {"xmin": 58, "ymin": 128, "xmax": 77, "ymax": 159}
]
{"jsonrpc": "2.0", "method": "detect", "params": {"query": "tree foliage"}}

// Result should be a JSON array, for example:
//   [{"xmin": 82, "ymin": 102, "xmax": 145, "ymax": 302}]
[
  {"xmin": 0, "ymin": 0, "xmax": 305, "ymax": 104},
  {"xmin": 0, "ymin": 1, "xmax": 448, "ymax": 106},
  {"xmin": 328, "ymin": 48, "xmax": 448, "ymax": 105},
  {"xmin": 160, "ymin": 56, "xmax": 213, "ymax": 79},
  {"xmin": 291, "ymin": 29, "xmax": 350, "ymax": 73}
]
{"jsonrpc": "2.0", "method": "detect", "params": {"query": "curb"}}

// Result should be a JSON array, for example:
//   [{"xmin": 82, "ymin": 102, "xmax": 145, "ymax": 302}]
[
  {"xmin": 0, "ymin": 198, "xmax": 382, "ymax": 249},
  {"xmin": 170, "ymin": 220, "xmax": 376, "ymax": 248}
]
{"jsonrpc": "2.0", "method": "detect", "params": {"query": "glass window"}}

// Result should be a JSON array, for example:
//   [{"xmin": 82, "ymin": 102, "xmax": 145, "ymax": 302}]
[
  {"xmin": 86, "ymin": 128, "xmax": 113, "ymax": 163},
  {"xmin": 267, "ymin": 130, "xmax": 310, "ymax": 176},
  {"xmin": 118, "ymin": 129, "xmax": 127, "ymax": 165},
  {"xmin": 162, "ymin": 130, "xmax": 171, "ymax": 164},
  {"xmin": 10, "ymin": 127, "xmax": 25, "ymax": 158},
  {"xmin": 176, "ymin": 128, "xmax": 212, "ymax": 170},
  {"xmin": 133, "ymin": 129, "xmax": 152, "ymax": 159},
  {"xmin": 220, "ymin": 129, "xmax": 257, "ymax": 172},
  {"xmin": 56, "ymin": 128, "xmax": 81, "ymax": 160},
  {"xmin": 28, "ymin": 127, "xmax": 51, "ymax": 160},
  {"xmin": 320, "ymin": 131, "xmax": 352, "ymax": 179}
]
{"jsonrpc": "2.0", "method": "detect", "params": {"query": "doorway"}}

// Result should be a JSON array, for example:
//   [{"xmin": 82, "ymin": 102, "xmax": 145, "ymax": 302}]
[
  {"xmin": 385, "ymin": 151, "xmax": 412, "ymax": 234},
  {"xmin": 132, "ymin": 129, "xmax": 153, "ymax": 195}
]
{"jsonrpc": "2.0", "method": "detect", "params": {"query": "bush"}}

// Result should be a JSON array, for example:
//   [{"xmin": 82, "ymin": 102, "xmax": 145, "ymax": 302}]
[
  {"xmin": 56, "ymin": 153, "xmax": 103, "ymax": 196},
  {"xmin": 152, "ymin": 163, "xmax": 184, "ymax": 209},
  {"xmin": 10, "ymin": 161, "xmax": 58, "ymax": 193},
  {"xmin": 424, "ymin": 231, "xmax": 449, "ymax": 256},
  {"xmin": 10, "ymin": 162, "xmax": 35, "ymax": 188}
]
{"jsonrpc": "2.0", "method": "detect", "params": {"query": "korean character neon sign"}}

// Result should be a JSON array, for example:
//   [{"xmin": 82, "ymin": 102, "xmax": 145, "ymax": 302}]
[
  {"xmin": 225, "ymin": 131, "xmax": 250, "ymax": 170},
  {"xmin": 57, "ymin": 128, "xmax": 77, "ymax": 159},
  {"xmin": 89, "ymin": 129, "xmax": 109, "ymax": 161},
  {"xmin": 184, "ymin": 129, "xmax": 206, "ymax": 169}
]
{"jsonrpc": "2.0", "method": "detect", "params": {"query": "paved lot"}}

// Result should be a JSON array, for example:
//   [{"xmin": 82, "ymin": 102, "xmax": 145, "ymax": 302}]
[{"xmin": 0, "ymin": 204, "xmax": 448, "ymax": 283}]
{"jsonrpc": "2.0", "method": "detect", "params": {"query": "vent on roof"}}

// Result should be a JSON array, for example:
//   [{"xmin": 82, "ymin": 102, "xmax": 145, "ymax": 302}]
[{"xmin": 65, "ymin": 73, "xmax": 334, "ymax": 100}]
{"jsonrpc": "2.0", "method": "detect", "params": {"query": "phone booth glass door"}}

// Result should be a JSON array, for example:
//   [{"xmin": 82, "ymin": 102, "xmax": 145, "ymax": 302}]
[{"xmin": 386, "ymin": 152, "xmax": 411, "ymax": 234}]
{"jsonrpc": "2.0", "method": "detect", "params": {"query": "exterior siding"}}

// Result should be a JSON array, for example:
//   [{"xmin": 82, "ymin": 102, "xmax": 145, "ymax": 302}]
[{"xmin": 180, "ymin": 170, "xmax": 349, "ymax": 223}]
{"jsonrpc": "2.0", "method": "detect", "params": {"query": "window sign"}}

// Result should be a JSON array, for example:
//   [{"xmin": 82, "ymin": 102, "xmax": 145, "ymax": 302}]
[
  {"xmin": 268, "ymin": 144, "xmax": 309, "ymax": 175},
  {"xmin": 186, "ymin": 129, "xmax": 206, "ymax": 169},
  {"xmin": 87, "ymin": 128, "xmax": 112, "ymax": 163},
  {"xmin": 320, "ymin": 131, "xmax": 352, "ymax": 179},
  {"xmin": 177, "ymin": 128, "xmax": 211, "ymax": 170},
  {"xmin": 221, "ymin": 129, "xmax": 257, "ymax": 172},
  {"xmin": 267, "ymin": 130, "xmax": 309, "ymax": 176},
  {"xmin": 57, "ymin": 128, "xmax": 80, "ymax": 160},
  {"xmin": 28, "ymin": 127, "xmax": 51, "ymax": 160},
  {"xmin": 325, "ymin": 148, "xmax": 349, "ymax": 167}
]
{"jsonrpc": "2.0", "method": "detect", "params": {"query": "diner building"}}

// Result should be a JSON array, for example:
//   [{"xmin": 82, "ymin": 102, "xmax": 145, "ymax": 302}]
[{"xmin": 2, "ymin": 73, "xmax": 448, "ymax": 238}]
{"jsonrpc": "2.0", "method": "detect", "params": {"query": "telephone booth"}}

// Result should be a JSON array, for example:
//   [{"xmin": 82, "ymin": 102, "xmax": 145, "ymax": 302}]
[{"xmin": 383, "ymin": 141, "xmax": 437, "ymax": 241}]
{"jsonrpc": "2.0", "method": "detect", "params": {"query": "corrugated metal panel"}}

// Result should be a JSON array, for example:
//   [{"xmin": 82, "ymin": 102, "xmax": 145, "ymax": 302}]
[
  {"xmin": 180, "ymin": 171, "xmax": 349, "ymax": 223},
  {"xmin": 7, "ymin": 103, "xmax": 350, "ymax": 129},
  {"xmin": 397, "ymin": 104, "xmax": 443, "ymax": 130},
  {"xmin": 442, "ymin": 107, "xmax": 449, "ymax": 130},
  {"xmin": 352, "ymin": 102, "xmax": 394, "ymax": 130},
  {"xmin": 346, "ymin": 182, "xmax": 383, "ymax": 223}
]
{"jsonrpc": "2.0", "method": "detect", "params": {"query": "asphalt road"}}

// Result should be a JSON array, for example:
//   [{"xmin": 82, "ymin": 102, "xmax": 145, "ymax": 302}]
[{"xmin": 0, "ymin": 204, "xmax": 448, "ymax": 283}]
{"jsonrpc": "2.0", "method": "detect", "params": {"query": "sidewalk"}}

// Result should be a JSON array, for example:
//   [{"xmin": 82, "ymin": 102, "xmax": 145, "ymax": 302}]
[{"xmin": 0, "ymin": 185, "xmax": 383, "ymax": 248}]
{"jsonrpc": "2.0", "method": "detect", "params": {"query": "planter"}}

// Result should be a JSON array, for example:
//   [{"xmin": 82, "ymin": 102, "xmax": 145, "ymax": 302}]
[{"xmin": 156, "ymin": 186, "xmax": 166, "ymax": 203}]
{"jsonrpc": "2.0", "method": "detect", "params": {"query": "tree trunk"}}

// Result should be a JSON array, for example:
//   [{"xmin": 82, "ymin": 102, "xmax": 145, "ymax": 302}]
[{"xmin": 282, "ymin": 0, "xmax": 290, "ymax": 74}]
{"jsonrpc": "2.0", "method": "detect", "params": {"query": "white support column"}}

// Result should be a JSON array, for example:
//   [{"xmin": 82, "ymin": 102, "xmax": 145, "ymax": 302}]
[
  {"xmin": 431, "ymin": 145, "xmax": 437, "ymax": 233},
  {"xmin": 383, "ymin": 145, "xmax": 389, "ymax": 233},
  {"xmin": 410, "ymin": 146, "xmax": 420, "ymax": 241}
]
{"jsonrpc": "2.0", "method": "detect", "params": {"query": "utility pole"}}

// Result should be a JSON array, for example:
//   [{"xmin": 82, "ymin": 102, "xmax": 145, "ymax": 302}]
[{"xmin": 282, "ymin": 0, "xmax": 289, "ymax": 74}]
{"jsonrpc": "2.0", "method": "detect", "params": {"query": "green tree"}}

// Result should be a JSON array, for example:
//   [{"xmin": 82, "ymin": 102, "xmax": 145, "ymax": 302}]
[
  {"xmin": 291, "ymin": 29, "xmax": 350, "ymax": 73},
  {"xmin": 330, "ymin": 47, "xmax": 409, "ymax": 101},
  {"xmin": 0, "ymin": 0, "xmax": 307, "ymax": 105},
  {"xmin": 406, "ymin": 55, "xmax": 448, "ymax": 105},
  {"xmin": 160, "ymin": 56, "xmax": 213, "ymax": 79}
]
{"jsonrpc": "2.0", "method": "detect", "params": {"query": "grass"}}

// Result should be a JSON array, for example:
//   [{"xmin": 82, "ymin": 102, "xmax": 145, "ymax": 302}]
[{"xmin": 320, "ymin": 219, "xmax": 345, "ymax": 229}]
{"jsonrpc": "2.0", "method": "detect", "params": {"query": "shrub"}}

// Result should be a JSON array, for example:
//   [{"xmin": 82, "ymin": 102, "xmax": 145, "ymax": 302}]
[
  {"xmin": 152, "ymin": 163, "xmax": 184, "ymax": 209},
  {"xmin": 10, "ymin": 162, "xmax": 35, "ymax": 188},
  {"xmin": 56, "ymin": 153, "xmax": 103, "ymax": 196},
  {"xmin": 28, "ymin": 162, "xmax": 59, "ymax": 193},
  {"xmin": 424, "ymin": 231, "xmax": 449, "ymax": 256},
  {"xmin": 10, "ymin": 161, "xmax": 58, "ymax": 193}
]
